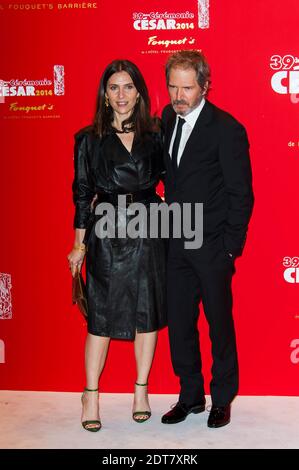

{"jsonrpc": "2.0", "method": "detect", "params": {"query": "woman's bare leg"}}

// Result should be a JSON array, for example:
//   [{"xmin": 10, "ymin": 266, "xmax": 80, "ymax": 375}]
[
  {"xmin": 81, "ymin": 333, "xmax": 110, "ymax": 429},
  {"xmin": 133, "ymin": 331, "xmax": 158, "ymax": 420}
]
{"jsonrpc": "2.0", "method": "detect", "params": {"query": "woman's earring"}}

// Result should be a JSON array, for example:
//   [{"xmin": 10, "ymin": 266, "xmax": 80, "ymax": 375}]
[
  {"xmin": 105, "ymin": 96, "xmax": 109, "ymax": 108},
  {"xmin": 136, "ymin": 96, "xmax": 140, "ymax": 104}
]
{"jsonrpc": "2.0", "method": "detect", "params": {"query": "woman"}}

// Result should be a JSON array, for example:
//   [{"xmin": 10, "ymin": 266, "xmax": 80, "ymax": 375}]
[{"xmin": 67, "ymin": 60, "xmax": 167, "ymax": 432}]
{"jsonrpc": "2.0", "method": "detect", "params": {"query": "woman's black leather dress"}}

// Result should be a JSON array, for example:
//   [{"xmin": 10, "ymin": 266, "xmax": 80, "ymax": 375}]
[{"xmin": 72, "ymin": 126, "xmax": 167, "ymax": 339}]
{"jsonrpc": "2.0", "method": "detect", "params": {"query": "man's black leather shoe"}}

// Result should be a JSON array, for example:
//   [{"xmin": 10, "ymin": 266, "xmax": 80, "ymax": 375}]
[
  {"xmin": 161, "ymin": 401, "xmax": 206, "ymax": 424},
  {"xmin": 207, "ymin": 405, "xmax": 231, "ymax": 428}
]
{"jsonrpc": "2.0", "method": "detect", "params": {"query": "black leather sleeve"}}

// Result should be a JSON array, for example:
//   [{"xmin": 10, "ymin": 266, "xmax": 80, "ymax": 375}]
[{"xmin": 72, "ymin": 131, "xmax": 95, "ymax": 229}]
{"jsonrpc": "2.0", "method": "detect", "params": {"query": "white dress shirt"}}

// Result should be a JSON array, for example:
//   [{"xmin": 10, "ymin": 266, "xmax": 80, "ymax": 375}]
[{"xmin": 169, "ymin": 98, "xmax": 206, "ymax": 166}]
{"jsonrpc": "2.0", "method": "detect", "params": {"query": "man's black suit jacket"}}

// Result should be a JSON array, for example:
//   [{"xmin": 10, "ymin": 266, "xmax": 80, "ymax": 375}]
[{"xmin": 162, "ymin": 100, "xmax": 254, "ymax": 258}]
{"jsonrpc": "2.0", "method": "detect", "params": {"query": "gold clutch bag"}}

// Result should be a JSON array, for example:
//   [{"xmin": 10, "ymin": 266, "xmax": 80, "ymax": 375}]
[{"xmin": 72, "ymin": 268, "xmax": 88, "ymax": 319}]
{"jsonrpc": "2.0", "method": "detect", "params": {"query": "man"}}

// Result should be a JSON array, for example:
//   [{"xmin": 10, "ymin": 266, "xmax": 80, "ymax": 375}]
[{"xmin": 161, "ymin": 50, "xmax": 254, "ymax": 427}]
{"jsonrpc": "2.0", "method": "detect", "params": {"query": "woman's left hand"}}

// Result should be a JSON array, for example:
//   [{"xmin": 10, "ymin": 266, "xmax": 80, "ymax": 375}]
[{"xmin": 67, "ymin": 247, "xmax": 86, "ymax": 277}]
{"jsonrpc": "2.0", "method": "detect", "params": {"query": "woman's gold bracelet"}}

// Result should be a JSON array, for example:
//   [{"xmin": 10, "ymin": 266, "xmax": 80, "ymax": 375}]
[{"xmin": 73, "ymin": 243, "xmax": 86, "ymax": 252}]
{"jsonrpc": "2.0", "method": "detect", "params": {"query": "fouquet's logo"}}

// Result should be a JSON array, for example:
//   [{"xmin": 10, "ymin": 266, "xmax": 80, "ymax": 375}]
[
  {"xmin": 0, "ymin": 273, "xmax": 12, "ymax": 319},
  {"xmin": 282, "ymin": 257, "xmax": 299, "ymax": 283},
  {"xmin": 0, "ymin": 65, "xmax": 64, "ymax": 104},
  {"xmin": 270, "ymin": 55, "xmax": 299, "ymax": 103}
]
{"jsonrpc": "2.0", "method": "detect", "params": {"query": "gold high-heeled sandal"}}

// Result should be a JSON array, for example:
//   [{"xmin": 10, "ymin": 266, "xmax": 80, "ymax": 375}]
[
  {"xmin": 81, "ymin": 387, "xmax": 102, "ymax": 432},
  {"xmin": 132, "ymin": 382, "xmax": 151, "ymax": 423}
]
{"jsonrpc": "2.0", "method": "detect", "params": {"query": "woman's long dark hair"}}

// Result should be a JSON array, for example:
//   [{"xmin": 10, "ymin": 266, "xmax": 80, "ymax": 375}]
[{"xmin": 92, "ymin": 60, "xmax": 157, "ymax": 139}]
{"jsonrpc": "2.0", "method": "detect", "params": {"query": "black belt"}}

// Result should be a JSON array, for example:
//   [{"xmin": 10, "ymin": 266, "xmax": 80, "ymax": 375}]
[{"xmin": 97, "ymin": 187, "xmax": 156, "ymax": 206}]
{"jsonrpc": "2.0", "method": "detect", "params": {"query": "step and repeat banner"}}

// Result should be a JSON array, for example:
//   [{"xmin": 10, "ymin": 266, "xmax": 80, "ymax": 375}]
[{"xmin": 0, "ymin": 1, "xmax": 298, "ymax": 394}]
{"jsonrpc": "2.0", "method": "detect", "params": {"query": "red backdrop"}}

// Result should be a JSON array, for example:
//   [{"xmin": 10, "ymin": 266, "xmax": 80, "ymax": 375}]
[{"xmin": 1, "ymin": 0, "xmax": 298, "ymax": 395}]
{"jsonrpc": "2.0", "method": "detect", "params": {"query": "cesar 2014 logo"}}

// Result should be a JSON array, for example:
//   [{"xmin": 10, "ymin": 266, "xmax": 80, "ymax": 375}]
[
  {"xmin": 0, "ymin": 65, "xmax": 65, "ymax": 103},
  {"xmin": 270, "ymin": 55, "xmax": 299, "ymax": 103},
  {"xmin": 132, "ymin": 0, "xmax": 210, "ymax": 31}
]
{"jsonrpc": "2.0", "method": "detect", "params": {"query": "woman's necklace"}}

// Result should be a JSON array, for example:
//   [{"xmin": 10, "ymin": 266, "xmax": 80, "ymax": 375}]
[{"xmin": 112, "ymin": 125, "xmax": 134, "ymax": 134}]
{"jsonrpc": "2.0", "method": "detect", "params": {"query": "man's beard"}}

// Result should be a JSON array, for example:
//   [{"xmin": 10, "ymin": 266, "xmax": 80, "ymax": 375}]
[
  {"xmin": 172, "ymin": 98, "xmax": 202, "ymax": 116},
  {"xmin": 173, "ymin": 99, "xmax": 189, "ymax": 116}
]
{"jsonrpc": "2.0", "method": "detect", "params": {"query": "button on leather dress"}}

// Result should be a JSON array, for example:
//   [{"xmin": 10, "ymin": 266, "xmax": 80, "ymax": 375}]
[{"xmin": 72, "ymin": 126, "xmax": 167, "ymax": 339}]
